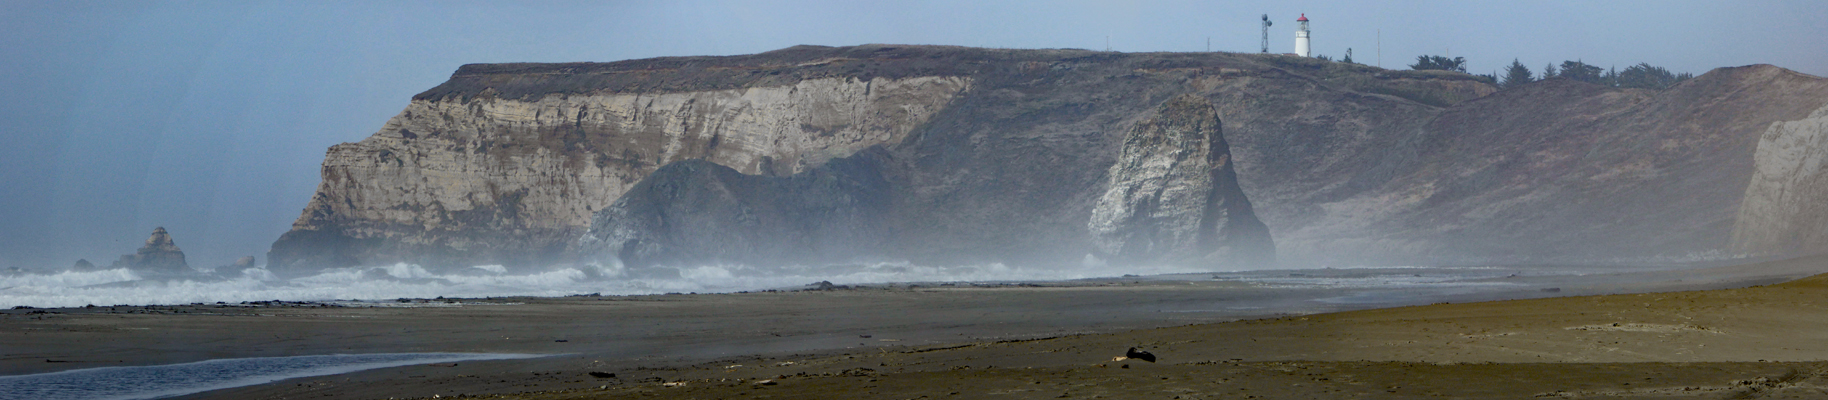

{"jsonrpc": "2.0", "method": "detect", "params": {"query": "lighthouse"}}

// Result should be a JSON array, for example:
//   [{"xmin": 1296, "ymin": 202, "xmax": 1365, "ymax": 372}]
[{"xmin": 1294, "ymin": 14, "xmax": 1311, "ymax": 57}]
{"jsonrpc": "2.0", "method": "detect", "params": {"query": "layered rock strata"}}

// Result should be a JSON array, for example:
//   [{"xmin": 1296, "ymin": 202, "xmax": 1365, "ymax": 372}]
[
  {"xmin": 270, "ymin": 60, "xmax": 967, "ymax": 272},
  {"xmin": 276, "ymin": 45, "xmax": 1828, "ymax": 271},
  {"xmin": 1731, "ymin": 104, "xmax": 1828, "ymax": 255},
  {"xmin": 583, "ymin": 153, "xmax": 891, "ymax": 270},
  {"xmin": 1088, "ymin": 95, "xmax": 1272, "ymax": 266}
]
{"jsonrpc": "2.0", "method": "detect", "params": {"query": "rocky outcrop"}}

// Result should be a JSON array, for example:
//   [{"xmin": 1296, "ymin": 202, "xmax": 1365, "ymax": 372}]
[
  {"xmin": 269, "ymin": 58, "xmax": 967, "ymax": 272},
  {"xmin": 112, "ymin": 227, "xmax": 191, "ymax": 275},
  {"xmin": 1731, "ymin": 104, "xmax": 1828, "ymax": 255},
  {"xmin": 69, "ymin": 259, "xmax": 97, "ymax": 272},
  {"xmin": 582, "ymin": 153, "xmax": 891, "ymax": 270},
  {"xmin": 277, "ymin": 45, "xmax": 1828, "ymax": 272},
  {"xmin": 1088, "ymin": 95, "xmax": 1271, "ymax": 266}
]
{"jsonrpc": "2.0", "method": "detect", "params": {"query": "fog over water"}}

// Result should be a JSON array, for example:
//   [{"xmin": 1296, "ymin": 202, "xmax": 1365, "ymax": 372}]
[
  {"xmin": 3, "ymin": 1, "xmax": 1824, "ymax": 271},
  {"xmin": 0, "ymin": 260, "xmax": 1239, "ymax": 309}
]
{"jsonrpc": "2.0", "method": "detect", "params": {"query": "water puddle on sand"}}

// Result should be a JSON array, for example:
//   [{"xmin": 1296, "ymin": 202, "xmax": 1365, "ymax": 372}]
[{"xmin": 0, "ymin": 353, "xmax": 545, "ymax": 400}]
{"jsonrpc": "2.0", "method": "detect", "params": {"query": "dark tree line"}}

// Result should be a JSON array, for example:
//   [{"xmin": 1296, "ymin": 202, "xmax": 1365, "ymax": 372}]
[
  {"xmin": 1410, "ymin": 55, "xmax": 1694, "ymax": 90},
  {"xmin": 1409, "ymin": 55, "xmax": 1467, "ymax": 73}
]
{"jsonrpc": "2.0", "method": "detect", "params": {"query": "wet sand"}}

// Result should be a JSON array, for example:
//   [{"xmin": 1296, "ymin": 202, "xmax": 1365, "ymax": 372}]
[{"xmin": 5, "ymin": 255, "xmax": 1828, "ymax": 399}]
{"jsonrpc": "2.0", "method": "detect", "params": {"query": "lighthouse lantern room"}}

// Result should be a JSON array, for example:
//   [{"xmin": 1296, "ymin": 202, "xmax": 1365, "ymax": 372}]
[{"xmin": 1294, "ymin": 14, "xmax": 1311, "ymax": 57}]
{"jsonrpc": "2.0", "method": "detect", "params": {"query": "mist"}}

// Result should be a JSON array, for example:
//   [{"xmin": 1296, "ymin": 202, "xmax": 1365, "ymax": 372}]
[
  {"xmin": 4, "ymin": 0, "xmax": 1826, "ymax": 271},
  {"xmin": 0, "ymin": 259, "xmax": 1230, "ymax": 309}
]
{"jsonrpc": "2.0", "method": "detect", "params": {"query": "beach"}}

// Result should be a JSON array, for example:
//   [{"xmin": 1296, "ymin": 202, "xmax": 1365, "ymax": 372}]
[{"xmin": 4, "ymin": 256, "xmax": 1827, "ymax": 399}]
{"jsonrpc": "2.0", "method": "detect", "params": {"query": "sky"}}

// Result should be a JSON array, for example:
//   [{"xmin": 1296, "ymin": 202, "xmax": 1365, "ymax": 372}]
[{"xmin": 2, "ymin": 0, "xmax": 1824, "ymax": 270}]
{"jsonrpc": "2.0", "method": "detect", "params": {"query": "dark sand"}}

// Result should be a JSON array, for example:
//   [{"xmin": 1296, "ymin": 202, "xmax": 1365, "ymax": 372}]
[{"xmin": 6, "ymin": 256, "xmax": 1828, "ymax": 399}]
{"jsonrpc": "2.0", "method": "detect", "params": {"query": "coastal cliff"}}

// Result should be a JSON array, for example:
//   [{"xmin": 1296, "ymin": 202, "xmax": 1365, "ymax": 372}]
[
  {"xmin": 269, "ymin": 52, "xmax": 968, "ymax": 271},
  {"xmin": 1732, "ymin": 104, "xmax": 1828, "ymax": 256},
  {"xmin": 1088, "ymin": 94, "xmax": 1271, "ymax": 266},
  {"xmin": 272, "ymin": 45, "xmax": 1828, "ymax": 272}
]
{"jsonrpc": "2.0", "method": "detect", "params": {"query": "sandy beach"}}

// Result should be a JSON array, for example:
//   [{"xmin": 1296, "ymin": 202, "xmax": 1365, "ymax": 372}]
[{"xmin": 5, "ymin": 256, "xmax": 1828, "ymax": 399}]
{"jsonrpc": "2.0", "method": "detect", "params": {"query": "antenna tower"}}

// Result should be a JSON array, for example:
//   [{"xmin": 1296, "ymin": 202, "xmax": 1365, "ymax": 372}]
[{"xmin": 1260, "ymin": 15, "xmax": 1272, "ymax": 53}]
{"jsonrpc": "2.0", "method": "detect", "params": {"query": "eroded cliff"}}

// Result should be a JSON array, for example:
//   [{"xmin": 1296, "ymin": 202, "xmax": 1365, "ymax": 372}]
[
  {"xmin": 1088, "ymin": 94, "xmax": 1271, "ymax": 266},
  {"xmin": 271, "ymin": 61, "xmax": 966, "ymax": 272},
  {"xmin": 275, "ymin": 44, "xmax": 1828, "ymax": 272},
  {"xmin": 1732, "ymin": 104, "xmax": 1828, "ymax": 255},
  {"xmin": 582, "ymin": 154, "xmax": 892, "ymax": 270}
]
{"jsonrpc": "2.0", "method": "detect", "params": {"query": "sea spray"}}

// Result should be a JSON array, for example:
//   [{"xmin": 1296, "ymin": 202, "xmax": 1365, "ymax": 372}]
[{"xmin": 0, "ymin": 260, "xmax": 1225, "ymax": 308}]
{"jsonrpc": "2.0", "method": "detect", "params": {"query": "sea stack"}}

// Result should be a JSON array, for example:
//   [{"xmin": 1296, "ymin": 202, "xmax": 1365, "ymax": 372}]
[
  {"xmin": 111, "ymin": 227, "xmax": 192, "ymax": 276},
  {"xmin": 69, "ymin": 259, "xmax": 98, "ymax": 272},
  {"xmin": 1088, "ymin": 94, "xmax": 1274, "ymax": 267}
]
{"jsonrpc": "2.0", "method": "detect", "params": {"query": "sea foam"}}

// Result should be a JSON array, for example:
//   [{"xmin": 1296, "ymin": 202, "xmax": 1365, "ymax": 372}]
[{"xmin": 0, "ymin": 259, "xmax": 1220, "ymax": 308}]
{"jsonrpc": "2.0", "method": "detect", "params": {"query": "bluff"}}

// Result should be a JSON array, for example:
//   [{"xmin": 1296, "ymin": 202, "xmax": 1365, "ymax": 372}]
[{"xmin": 271, "ymin": 45, "xmax": 1828, "ymax": 272}]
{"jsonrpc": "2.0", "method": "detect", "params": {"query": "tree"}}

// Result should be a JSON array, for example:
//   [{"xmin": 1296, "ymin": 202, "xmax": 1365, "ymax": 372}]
[
  {"xmin": 1618, "ymin": 62, "xmax": 1680, "ymax": 90},
  {"xmin": 1558, "ymin": 60, "xmax": 1604, "ymax": 84},
  {"xmin": 1410, "ymin": 55, "xmax": 1467, "ymax": 72},
  {"xmin": 1477, "ymin": 71, "xmax": 1499, "ymax": 85},
  {"xmin": 1316, "ymin": 54, "xmax": 1333, "ymax": 61},
  {"xmin": 1342, "ymin": 48, "xmax": 1355, "ymax": 64},
  {"xmin": 1500, "ymin": 59, "xmax": 1534, "ymax": 89},
  {"xmin": 1543, "ymin": 63, "xmax": 1558, "ymax": 79}
]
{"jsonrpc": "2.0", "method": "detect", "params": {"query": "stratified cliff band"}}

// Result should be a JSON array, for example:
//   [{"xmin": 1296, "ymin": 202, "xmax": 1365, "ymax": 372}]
[{"xmin": 271, "ymin": 44, "xmax": 1828, "ymax": 273}]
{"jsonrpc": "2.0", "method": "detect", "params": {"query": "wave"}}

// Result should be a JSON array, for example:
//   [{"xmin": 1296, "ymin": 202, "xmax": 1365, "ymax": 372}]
[{"xmin": 0, "ymin": 258, "xmax": 1222, "ymax": 308}]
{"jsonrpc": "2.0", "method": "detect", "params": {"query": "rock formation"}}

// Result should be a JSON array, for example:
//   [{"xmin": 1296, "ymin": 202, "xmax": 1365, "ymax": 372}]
[
  {"xmin": 583, "ymin": 153, "xmax": 891, "ymax": 270},
  {"xmin": 1731, "ymin": 104, "xmax": 1828, "ymax": 255},
  {"xmin": 1088, "ymin": 94, "xmax": 1272, "ymax": 266},
  {"xmin": 269, "ymin": 52, "xmax": 967, "ymax": 272},
  {"xmin": 69, "ymin": 259, "xmax": 98, "ymax": 272},
  {"xmin": 112, "ymin": 227, "xmax": 192, "ymax": 275},
  {"xmin": 274, "ymin": 45, "xmax": 1828, "ymax": 272}
]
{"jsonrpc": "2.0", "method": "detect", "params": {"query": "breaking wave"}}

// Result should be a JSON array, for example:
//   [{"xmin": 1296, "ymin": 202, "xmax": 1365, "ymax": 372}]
[{"xmin": 0, "ymin": 259, "xmax": 1220, "ymax": 308}]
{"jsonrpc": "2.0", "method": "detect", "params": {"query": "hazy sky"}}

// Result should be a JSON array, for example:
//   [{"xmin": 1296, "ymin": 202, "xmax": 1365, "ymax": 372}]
[{"xmin": 2, "ymin": 0, "xmax": 1824, "ymax": 269}]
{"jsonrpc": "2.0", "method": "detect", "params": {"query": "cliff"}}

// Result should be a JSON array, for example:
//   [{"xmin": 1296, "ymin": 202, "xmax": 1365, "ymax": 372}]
[
  {"xmin": 272, "ymin": 44, "xmax": 1828, "ymax": 272},
  {"xmin": 1259, "ymin": 65, "xmax": 1828, "ymax": 265},
  {"xmin": 1731, "ymin": 104, "xmax": 1828, "ymax": 255},
  {"xmin": 1087, "ymin": 94, "xmax": 1272, "ymax": 266},
  {"xmin": 582, "ymin": 154, "xmax": 891, "ymax": 270},
  {"xmin": 270, "ymin": 46, "xmax": 970, "ymax": 271}
]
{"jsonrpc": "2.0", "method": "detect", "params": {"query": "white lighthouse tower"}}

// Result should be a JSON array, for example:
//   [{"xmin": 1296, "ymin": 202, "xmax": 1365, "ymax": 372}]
[{"xmin": 1294, "ymin": 13, "xmax": 1311, "ymax": 57}]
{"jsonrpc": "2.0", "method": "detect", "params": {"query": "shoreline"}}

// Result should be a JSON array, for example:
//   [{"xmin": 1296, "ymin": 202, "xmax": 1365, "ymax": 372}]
[{"xmin": 5, "ymin": 256, "xmax": 1826, "ymax": 399}]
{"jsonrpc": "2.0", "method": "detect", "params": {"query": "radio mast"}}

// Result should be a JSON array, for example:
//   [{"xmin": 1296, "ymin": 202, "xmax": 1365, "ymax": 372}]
[{"xmin": 1260, "ymin": 15, "xmax": 1272, "ymax": 53}]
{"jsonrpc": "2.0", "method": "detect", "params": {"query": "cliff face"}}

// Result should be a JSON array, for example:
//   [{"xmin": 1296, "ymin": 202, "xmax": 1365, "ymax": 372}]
[
  {"xmin": 270, "ymin": 59, "xmax": 966, "ymax": 272},
  {"xmin": 1266, "ymin": 66, "xmax": 1828, "ymax": 265},
  {"xmin": 1732, "ymin": 104, "xmax": 1828, "ymax": 255},
  {"xmin": 1088, "ymin": 95, "xmax": 1271, "ymax": 266},
  {"xmin": 582, "ymin": 154, "xmax": 891, "ymax": 270},
  {"xmin": 275, "ymin": 44, "xmax": 1828, "ymax": 272}
]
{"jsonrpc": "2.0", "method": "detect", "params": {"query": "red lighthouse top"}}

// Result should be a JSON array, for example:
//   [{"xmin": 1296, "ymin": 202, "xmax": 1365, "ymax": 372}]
[{"xmin": 1297, "ymin": 13, "xmax": 1308, "ymax": 21}]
